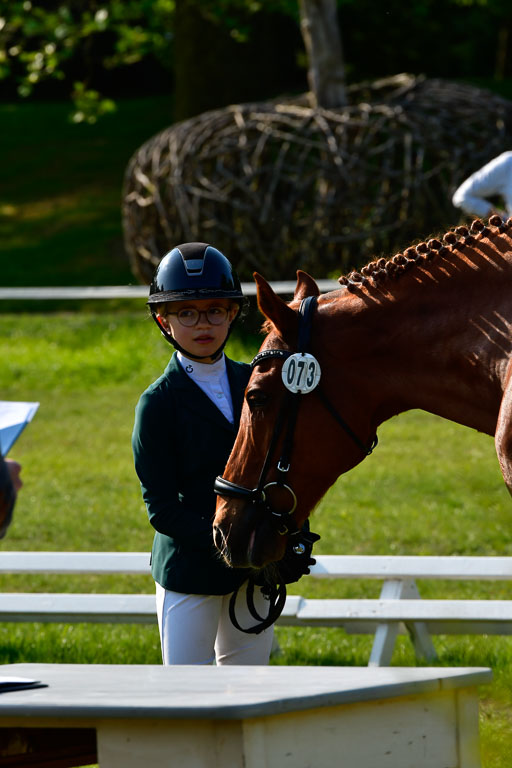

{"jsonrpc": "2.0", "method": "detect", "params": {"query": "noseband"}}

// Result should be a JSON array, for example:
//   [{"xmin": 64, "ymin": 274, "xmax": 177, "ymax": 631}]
[{"xmin": 214, "ymin": 295, "xmax": 378, "ymax": 536}]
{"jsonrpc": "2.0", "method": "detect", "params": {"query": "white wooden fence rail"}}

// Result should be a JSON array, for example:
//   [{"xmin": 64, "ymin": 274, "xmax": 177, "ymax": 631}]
[
  {"xmin": 3, "ymin": 552, "xmax": 512, "ymax": 666},
  {"xmin": 0, "ymin": 281, "xmax": 340, "ymax": 300}
]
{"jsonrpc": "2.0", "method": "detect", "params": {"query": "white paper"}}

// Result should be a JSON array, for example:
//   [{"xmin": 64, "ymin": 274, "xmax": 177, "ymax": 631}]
[
  {"xmin": 0, "ymin": 676, "xmax": 39, "ymax": 685},
  {"xmin": 0, "ymin": 675, "xmax": 46, "ymax": 692},
  {"xmin": 0, "ymin": 401, "xmax": 40, "ymax": 456}
]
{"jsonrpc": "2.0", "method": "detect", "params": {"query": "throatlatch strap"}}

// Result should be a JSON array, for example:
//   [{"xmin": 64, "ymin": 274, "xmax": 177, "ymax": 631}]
[{"xmin": 315, "ymin": 388, "xmax": 378, "ymax": 456}]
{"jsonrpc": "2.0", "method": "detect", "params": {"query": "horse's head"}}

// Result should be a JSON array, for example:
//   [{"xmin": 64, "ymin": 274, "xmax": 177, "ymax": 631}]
[{"xmin": 213, "ymin": 270, "xmax": 376, "ymax": 568}]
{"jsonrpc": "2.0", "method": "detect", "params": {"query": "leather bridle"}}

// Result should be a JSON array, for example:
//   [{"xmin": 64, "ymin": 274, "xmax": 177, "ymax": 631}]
[{"xmin": 214, "ymin": 295, "xmax": 378, "ymax": 537}]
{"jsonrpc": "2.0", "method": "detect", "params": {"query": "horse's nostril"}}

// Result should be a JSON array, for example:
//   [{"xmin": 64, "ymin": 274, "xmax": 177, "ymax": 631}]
[{"xmin": 213, "ymin": 525, "xmax": 225, "ymax": 553}]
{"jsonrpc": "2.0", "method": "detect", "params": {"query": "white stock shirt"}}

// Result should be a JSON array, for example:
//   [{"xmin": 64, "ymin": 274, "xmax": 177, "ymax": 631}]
[{"xmin": 177, "ymin": 352, "xmax": 234, "ymax": 424}]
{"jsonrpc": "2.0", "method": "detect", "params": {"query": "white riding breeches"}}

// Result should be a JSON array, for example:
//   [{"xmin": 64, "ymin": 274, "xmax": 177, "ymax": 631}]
[{"xmin": 155, "ymin": 580, "xmax": 275, "ymax": 665}]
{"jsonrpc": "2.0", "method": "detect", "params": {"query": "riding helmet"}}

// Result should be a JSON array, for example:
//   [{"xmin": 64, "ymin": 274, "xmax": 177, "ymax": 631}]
[{"xmin": 148, "ymin": 243, "xmax": 243, "ymax": 305}]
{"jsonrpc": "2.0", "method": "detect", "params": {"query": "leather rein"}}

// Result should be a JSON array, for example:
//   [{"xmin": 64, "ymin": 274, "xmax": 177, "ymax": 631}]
[{"xmin": 214, "ymin": 295, "xmax": 378, "ymax": 537}]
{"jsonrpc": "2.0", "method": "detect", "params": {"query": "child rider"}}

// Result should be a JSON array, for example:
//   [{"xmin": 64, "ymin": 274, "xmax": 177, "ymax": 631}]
[{"xmin": 132, "ymin": 242, "xmax": 275, "ymax": 665}]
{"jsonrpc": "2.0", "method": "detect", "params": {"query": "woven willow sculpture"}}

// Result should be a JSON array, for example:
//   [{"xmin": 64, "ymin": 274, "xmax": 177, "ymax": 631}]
[{"xmin": 123, "ymin": 74, "xmax": 512, "ymax": 284}]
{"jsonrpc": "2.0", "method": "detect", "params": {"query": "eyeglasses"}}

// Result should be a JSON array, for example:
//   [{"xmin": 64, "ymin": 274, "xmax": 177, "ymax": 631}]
[{"xmin": 166, "ymin": 306, "xmax": 229, "ymax": 327}]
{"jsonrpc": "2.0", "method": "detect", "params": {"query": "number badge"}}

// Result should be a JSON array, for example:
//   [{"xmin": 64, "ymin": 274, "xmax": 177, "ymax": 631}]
[{"xmin": 281, "ymin": 353, "xmax": 321, "ymax": 394}]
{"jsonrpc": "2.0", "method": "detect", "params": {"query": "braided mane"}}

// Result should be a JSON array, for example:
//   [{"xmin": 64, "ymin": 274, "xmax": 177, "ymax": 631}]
[{"xmin": 338, "ymin": 215, "xmax": 512, "ymax": 291}]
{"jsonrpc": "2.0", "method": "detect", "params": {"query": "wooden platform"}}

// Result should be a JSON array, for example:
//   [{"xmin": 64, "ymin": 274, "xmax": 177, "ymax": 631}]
[{"xmin": 0, "ymin": 664, "xmax": 491, "ymax": 768}]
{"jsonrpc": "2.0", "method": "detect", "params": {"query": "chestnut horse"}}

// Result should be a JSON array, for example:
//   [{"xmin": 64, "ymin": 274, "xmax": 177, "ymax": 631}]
[{"xmin": 213, "ymin": 216, "xmax": 512, "ymax": 569}]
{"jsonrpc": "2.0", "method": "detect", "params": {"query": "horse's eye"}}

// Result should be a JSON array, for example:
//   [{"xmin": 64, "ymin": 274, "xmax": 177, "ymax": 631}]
[{"xmin": 246, "ymin": 389, "xmax": 269, "ymax": 409}]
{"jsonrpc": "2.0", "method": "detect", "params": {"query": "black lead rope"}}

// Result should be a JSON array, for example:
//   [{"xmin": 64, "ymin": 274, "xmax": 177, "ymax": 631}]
[{"xmin": 228, "ymin": 579, "xmax": 287, "ymax": 635}]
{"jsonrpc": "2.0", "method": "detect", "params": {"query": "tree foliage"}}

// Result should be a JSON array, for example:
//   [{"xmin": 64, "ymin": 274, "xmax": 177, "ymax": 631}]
[
  {"xmin": 1, "ymin": 0, "xmax": 512, "ymax": 122},
  {"xmin": 0, "ymin": 0, "xmax": 175, "ymax": 122}
]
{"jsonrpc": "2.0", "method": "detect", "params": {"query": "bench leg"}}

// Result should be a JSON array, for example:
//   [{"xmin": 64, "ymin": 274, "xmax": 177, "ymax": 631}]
[
  {"xmin": 368, "ymin": 621, "xmax": 400, "ymax": 666},
  {"xmin": 405, "ymin": 620, "xmax": 437, "ymax": 663},
  {"xmin": 368, "ymin": 579, "xmax": 437, "ymax": 666}
]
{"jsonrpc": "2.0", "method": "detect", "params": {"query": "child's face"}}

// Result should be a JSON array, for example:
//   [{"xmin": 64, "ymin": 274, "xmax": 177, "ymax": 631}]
[{"xmin": 157, "ymin": 298, "xmax": 239, "ymax": 362}]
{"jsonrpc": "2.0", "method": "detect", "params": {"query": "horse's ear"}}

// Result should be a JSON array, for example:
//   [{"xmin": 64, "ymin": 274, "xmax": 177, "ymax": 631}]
[
  {"xmin": 254, "ymin": 272, "xmax": 297, "ymax": 338},
  {"xmin": 294, "ymin": 270, "xmax": 320, "ymax": 301}
]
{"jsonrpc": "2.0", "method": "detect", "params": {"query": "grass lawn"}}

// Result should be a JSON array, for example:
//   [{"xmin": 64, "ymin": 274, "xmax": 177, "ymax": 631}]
[{"xmin": 1, "ymin": 312, "xmax": 512, "ymax": 766}]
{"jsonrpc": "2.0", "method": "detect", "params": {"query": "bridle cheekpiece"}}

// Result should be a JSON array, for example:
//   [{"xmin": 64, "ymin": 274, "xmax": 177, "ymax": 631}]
[{"xmin": 214, "ymin": 295, "xmax": 378, "ymax": 536}]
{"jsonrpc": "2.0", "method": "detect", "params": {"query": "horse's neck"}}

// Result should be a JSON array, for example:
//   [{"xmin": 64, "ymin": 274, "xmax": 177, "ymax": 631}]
[{"xmin": 331, "ymin": 250, "xmax": 512, "ymax": 436}]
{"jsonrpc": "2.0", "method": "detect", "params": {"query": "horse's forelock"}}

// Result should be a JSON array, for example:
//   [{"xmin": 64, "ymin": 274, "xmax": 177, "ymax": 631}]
[{"xmin": 261, "ymin": 318, "xmax": 273, "ymax": 334}]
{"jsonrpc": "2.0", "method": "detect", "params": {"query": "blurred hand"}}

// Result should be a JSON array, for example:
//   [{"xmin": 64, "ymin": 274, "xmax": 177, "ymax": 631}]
[{"xmin": 5, "ymin": 459, "xmax": 22, "ymax": 492}]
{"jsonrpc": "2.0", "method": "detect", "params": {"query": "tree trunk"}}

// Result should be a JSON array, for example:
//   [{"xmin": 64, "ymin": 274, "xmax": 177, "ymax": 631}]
[{"xmin": 299, "ymin": 0, "xmax": 347, "ymax": 108}]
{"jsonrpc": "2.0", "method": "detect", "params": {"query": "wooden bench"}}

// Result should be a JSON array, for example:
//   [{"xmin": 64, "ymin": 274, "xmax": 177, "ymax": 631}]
[{"xmin": 2, "ymin": 552, "xmax": 512, "ymax": 665}]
